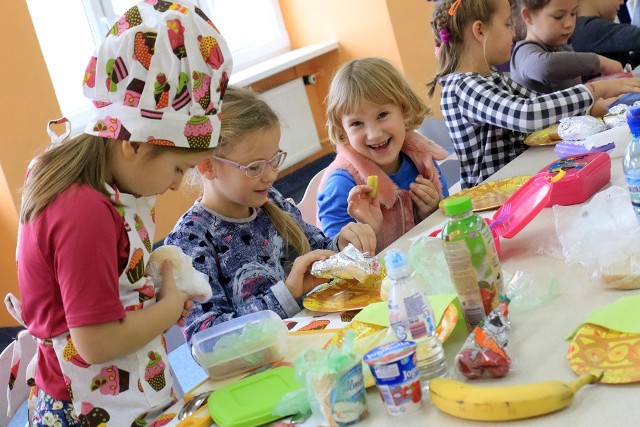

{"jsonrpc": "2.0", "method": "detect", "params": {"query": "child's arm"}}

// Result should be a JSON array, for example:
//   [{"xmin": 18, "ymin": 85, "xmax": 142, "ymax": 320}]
[
  {"xmin": 70, "ymin": 261, "xmax": 188, "ymax": 364},
  {"xmin": 586, "ymin": 77, "xmax": 640, "ymax": 99},
  {"xmin": 512, "ymin": 42, "xmax": 601, "ymax": 83},
  {"xmin": 317, "ymin": 170, "xmax": 359, "ymax": 237},
  {"xmin": 573, "ymin": 18, "xmax": 640, "ymax": 58},
  {"xmin": 346, "ymin": 184, "xmax": 383, "ymax": 233}
]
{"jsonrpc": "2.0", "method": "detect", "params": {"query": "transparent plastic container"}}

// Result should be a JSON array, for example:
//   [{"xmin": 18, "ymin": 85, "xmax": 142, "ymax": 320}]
[{"xmin": 191, "ymin": 310, "xmax": 288, "ymax": 379}]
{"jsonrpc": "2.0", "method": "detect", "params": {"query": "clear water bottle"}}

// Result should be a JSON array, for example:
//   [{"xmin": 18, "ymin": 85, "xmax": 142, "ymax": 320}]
[
  {"xmin": 624, "ymin": 105, "xmax": 640, "ymax": 223},
  {"xmin": 441, "ymin": 196, "xmax": 503, "ymax": 331},
  {"xmin": 385, "ymin": 249, "xmax": 447, "ymax": 389}
]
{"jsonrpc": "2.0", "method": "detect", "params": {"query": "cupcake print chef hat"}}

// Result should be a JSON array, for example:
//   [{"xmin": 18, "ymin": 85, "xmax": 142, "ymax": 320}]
[{"xmin": 82, "ymin": 0, "xmax": 231, "ymax": 149}]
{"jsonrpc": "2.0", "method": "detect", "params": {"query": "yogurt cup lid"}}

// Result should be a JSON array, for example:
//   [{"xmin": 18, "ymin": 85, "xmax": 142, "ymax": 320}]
[{"xmin": 363, "ymin": 340, "xmax": 417, "ymax": 366}]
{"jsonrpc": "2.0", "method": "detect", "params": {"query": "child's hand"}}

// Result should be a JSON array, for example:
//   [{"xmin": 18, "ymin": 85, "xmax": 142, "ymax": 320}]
[
  {"xmin": 589, "ymin": 77, "xmax": 640, "ymax": 99},
  {"xmin": 598, "ymin": 56, "xmax": 624, "ymax": 75},
  {"xmin": 409, "ymin": 175, "xmax": 440, "ymax": 223},
  {"xmin": 347, "ymin": 184, "xmax": 383, "ymax": 233},
  {"xmin": 286, "ymin": 249, "xmax": 335, "ymax": 299},
  {"xmin": 590, "ymin": 96, "xmax": 621, "ymax": 117},
  {"xmin": 337, "ymin": 222, "xmax": 377, "ymax": 255},
  {"xmin": 157, "ymin": 260, "xmax": 190, "ymax": 323}
]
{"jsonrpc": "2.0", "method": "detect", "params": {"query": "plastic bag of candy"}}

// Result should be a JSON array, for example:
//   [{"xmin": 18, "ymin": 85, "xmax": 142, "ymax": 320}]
[{"xmin": 454, "ymin": 297, "xmax": 512, "ymax": 379}]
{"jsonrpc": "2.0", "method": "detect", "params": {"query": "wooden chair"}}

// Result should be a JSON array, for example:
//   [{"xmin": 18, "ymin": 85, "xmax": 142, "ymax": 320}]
[
  {"xmin": 0, "ymin": 329, "xmax": 36, "ymax": 427},
  {"xmin": 297, "ymin": 167, "xmax": 326, "ymax": 225}
]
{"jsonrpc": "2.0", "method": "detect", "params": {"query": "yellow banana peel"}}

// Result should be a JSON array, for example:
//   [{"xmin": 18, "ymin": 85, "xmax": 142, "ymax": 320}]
[{"xmin": 429, "ymin": 373, "xmax": 601, "ymax": 421}]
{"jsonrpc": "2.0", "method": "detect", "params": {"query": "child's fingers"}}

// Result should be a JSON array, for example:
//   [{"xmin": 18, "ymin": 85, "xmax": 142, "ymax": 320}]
[
  {"xmin": 161, "ymin": 259, "xmax": 175, "ymax": 278},
  {"xmin": 348, "ymin": 184, "xmax": 373, "ymax": 201}
]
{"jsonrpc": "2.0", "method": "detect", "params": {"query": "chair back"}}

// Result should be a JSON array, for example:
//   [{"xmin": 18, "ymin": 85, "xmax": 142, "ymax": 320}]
[{"xmin": 297, "ymin": 167, "xmax": 327, "ymax": 225}]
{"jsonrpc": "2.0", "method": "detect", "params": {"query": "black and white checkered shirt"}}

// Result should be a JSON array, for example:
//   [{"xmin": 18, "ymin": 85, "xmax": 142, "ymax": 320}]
[{"xmin": 440, "ymin": 72, "xmax": 593, "ymax": 188}]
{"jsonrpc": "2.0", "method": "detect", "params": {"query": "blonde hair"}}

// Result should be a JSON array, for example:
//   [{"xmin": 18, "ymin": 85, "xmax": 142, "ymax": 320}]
[
  {"xmin": 326, "ymin": 57, "xmax": 432, "ymax": 146},
  {"xmin": 190, "ymin": 86, "xmax": 311, "ymax": 256},
  {"xmin": 427, "ymin": 0, "xmax": 501, "ymax": 97},
  {"xmin": 21, "ymin": 135, "xmax": 212, "ymax": 223},
  {"xmin": 20, "ymin": 134, "xmax": 109, "ymax": 223}
]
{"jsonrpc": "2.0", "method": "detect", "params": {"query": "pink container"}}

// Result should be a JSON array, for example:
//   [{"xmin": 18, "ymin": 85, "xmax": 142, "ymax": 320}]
[{"xmin": 537, "ymin": 152, "xmax": 611, "ymax": 207}]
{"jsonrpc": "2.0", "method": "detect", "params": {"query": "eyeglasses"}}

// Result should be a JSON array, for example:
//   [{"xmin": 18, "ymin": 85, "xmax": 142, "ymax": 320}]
[{"xmin": 213, "ymin": 151, "xmax": 287, "ymax": 178}]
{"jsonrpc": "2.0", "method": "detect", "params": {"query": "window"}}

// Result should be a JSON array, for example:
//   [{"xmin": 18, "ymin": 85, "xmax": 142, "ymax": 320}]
[{"xmin": 26, "ymin": 0, "xmax": 290, "ymax": 133}]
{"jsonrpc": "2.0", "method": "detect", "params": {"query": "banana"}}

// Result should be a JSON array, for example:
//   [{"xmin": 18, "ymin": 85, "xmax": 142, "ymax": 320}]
[{"xmin": 429, "ymin": 373, "xmax": 600, "ymax": 421}]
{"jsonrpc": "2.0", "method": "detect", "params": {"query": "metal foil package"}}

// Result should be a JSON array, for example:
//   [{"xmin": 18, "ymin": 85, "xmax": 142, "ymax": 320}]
[
  {"xmin": 557, "ymin": 116, "xmax": 606, "ymax": 141},
  {"xmin": 603, "ymin": 104, "xmax": 630, "ymax": 128},
  {"xmin": 311, "ymin": 244, "xmax": 381, "ymax": 283}
]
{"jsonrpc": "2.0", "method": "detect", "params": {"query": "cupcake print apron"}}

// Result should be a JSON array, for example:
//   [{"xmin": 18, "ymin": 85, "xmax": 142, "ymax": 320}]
[{"xmin": 49, "ymin": 185, "xmax": 179, "ymax": 426}]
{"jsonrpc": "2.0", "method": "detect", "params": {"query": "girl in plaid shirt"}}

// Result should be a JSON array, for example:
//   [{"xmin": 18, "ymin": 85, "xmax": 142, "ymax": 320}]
[{"xmin": 427, "ymin": 0, "xmax": 640, "ymax": 188}]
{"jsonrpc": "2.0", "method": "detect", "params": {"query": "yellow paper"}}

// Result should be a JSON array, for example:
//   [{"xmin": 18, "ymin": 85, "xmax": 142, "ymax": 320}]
[{"xmin": 352, "ymin": 293, "xmax": 458, "ymax": 327}]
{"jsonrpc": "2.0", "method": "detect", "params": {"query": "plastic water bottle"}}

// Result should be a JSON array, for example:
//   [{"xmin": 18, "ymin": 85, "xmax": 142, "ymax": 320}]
[
  {"xmin": 624, "ymin": 105, "xmax": 640, "ymax": 223},
  {"xmin": 441, "ymin": 196, "xmax": 503, "ymax": 331},
  {"xmin": 385, "ymin": 249, "xmax": 447, "ymax": 389}
]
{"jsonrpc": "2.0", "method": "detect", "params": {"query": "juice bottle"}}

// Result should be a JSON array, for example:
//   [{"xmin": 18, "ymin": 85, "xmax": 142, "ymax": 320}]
[{"xmin": 441, "ymin": 196, "xmax": 503, "ymax": 330}]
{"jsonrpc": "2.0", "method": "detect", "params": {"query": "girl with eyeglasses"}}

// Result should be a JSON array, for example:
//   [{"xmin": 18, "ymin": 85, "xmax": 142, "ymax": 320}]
[{"xmin": 165, "ymin": 86, "xmax": 376, "ymax": 341}]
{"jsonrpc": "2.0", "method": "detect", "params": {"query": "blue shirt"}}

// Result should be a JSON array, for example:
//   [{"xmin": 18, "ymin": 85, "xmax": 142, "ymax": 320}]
[{"xmin": 317, "ymin": 154, "xmax": 449, "ymax": 238}]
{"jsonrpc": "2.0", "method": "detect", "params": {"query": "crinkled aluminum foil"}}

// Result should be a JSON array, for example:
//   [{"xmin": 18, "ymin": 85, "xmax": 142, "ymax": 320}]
[
  {"xmin": 557, "ymin": 116, "xmax": 606, "ymax": 141},
  {"xmin": 311, "ymin": 243, "xmax": 381, "ymax": 283},
  {"xmin": 604, "ymin": 101, "xmax": 640, "ymax": 128},
  {"xmin": 603, "ymin": 104, "xmax": 630, "ymax": 128}
]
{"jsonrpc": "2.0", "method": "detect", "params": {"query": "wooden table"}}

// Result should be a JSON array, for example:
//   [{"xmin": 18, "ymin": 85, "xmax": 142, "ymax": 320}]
[{"xmin": 173, "ymin": 144, "xmax": 640, "ymax": 425}]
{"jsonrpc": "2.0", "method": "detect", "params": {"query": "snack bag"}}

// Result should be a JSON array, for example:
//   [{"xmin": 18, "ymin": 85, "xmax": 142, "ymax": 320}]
[
  {"xmin": 454, "ymin": 297, "xmax": 512, "ymax": 379},
  {"xmin": 276, "ymin": 331, "xmax": 367, "ymax": 426}
]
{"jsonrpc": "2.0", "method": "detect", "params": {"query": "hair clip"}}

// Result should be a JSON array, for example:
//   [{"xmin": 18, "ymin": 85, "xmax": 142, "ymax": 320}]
[
  {"xmin": 439, "ymin": 28, "xmax": 452, "ymax": 44},
  {"xmin": 448, "ymin": 0, "xmax": 462, "ymax": 16}
]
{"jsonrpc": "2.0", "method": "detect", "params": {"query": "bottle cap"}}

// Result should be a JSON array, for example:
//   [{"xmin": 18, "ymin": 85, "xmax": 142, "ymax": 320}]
[
  {"xmin": 385, "ymin": 249, "xmax": 407, "ymax": 270},
  {"xmin": 443, "ymin": 195, "xmax": 473, "ymax": 216},
  {"xmin": 627, "ymin": 105, "xmax": 640, "ymax": 133}
]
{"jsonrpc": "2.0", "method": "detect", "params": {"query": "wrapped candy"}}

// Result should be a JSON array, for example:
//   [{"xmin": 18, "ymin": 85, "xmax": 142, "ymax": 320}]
[
  {"xmin": 311, "ymin": 244, "xmax": 382, "ymax": 284},
  {"xmin": 455, "ymin": 297, "xmax": 512, "ymax": 379},
  {"xmin": 557, "ymin": 116, "xmax": 606, "ymax": 141}
]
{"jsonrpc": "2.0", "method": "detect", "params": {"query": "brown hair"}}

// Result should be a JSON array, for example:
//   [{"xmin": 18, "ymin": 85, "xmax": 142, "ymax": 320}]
[
  {"xmin": 427, "ymin": 0, "xmax": 501, "ymax": 96},
  {"xmin": 325, "ymin": 57, "xmax": 431, "ymax": 146},
  {"xmin": 189, "ymin": 86, "xmax": 312, "ymax": 256},
  {"xmin": 20, "ymin": 135, "xmax": 212, "ymax": 223},
  {"xmin": 512, "ymin": 0, "xmax": 552, "ymax": 40}
]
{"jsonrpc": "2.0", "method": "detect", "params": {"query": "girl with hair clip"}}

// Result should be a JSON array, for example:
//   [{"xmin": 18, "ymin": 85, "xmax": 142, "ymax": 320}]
[
  {"xmin": 165, "ymin": 86, "xmax": 376, "ymax": 342},
  {"xmin": 510, "ymin": 0, "xmax": 623, "ymax": 99},
  {"xmin": 427, "ymin": 0, "xmax": 640, "ymax": 189},
  {"xmin": 317, "ymin": 57, "xmax": 450, "ymax": 253},
  {"xmin": 17, "ymin": 2, "xmax": 231, "ymax": 425}
]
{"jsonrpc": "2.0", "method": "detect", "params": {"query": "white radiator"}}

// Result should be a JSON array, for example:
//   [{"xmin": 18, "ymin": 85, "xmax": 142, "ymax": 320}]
[{"xmin": 260, "ymin": 78, "xmax": 322, "ymax": 169}]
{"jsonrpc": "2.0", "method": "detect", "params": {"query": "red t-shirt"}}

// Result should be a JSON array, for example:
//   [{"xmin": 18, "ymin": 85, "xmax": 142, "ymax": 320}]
[{"xmin": 17, "ymin": 184, "xmax": 129, "ymax": 400}]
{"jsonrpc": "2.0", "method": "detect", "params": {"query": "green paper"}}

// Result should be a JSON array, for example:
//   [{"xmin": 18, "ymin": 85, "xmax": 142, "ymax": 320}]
[
  {"xmin": 566, "ymin": 294, "xmax": 640, "ymax": 340},
  {"xmin": 353, "ymin": 293, "xmax": 458, "ymax": 328}
]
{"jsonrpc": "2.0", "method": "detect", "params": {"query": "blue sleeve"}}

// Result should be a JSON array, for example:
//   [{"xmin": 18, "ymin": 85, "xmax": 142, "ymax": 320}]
[
  {"xmin": 317, "ymin": 170, "xmax": 357, "ymax": 238},
  {"xmin": 433, "ymin": 161, "xmax": 449, "ymax": 198}
]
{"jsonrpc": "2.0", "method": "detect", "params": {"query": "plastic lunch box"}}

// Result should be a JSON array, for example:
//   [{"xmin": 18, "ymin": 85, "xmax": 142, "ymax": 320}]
[
  {"xmin": 190, "ymin": 310, "xmax": 288, "ymax": 380},
  {"xmin": 489, "ymin": 152, "xmax": 611, "ymax": 241},
  {"xmin": 538, "ymin": 152, "xmax": 611, "ymax": 207}
]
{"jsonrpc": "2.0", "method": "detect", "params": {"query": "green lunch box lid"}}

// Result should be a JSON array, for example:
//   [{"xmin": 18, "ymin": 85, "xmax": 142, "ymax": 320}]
[{"xmin": 208, "ymin": 365, "xmax": 302, "ymax": 427}]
